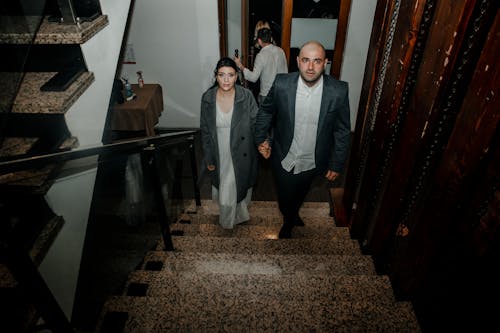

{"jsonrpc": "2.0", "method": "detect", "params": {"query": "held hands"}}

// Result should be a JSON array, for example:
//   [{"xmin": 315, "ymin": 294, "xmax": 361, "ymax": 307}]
[
  {"xmin": 325, "ymin": 170, "xmax": 339, "ymax": 182},
  {"xmin": 258, "ymin": 141, "xmax": 271, "ymax": 159},
  {"xmin": 207, "ymin": 165, "xmax": 215, "ymax": 171}
]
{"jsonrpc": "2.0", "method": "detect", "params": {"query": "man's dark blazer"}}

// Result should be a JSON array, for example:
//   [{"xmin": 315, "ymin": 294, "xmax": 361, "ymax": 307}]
[{"xmin": 254, "ymin": 72, "xmax": 351, "ymax": 173}]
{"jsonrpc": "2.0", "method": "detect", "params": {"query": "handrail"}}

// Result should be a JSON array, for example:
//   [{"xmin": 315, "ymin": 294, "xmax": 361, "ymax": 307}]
[{"xmin": 0, "ymin": 129, "xmax": 199, "ymax": 175}]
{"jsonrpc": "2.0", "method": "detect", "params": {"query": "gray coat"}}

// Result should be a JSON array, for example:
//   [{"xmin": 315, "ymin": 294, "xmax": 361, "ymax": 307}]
[{"xmin": 200, "ymin": 84, "xmax": 259, "ymax": 203}]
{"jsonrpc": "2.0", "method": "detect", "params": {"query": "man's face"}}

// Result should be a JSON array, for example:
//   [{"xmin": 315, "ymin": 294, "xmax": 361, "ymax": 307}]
[{"xmin": 297, "ymin": 43, "xmax": 327, "ymax": 86}]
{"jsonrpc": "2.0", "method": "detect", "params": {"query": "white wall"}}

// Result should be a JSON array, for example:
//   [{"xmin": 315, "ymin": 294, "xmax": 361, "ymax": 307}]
[
  {"xmin": 120, "ymin": 0, "xmax": 220, "ymax": 128},
  {"xmin": 339, "ymin": 0, "xmax": 377, "ymax": 131},
  {"xmin": 65, "ymin": 0, "xmax": 132, "ymax": 147}
]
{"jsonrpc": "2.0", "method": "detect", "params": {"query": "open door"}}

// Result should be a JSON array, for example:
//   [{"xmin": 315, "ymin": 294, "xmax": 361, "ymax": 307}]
[{"xmin": 280, "ymin": 0, "xmax": 351, "ymax": 78}]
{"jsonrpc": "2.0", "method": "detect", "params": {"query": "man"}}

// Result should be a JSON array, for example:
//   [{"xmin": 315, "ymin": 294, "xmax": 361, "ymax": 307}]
[
  {"xmin": 254, "ymin": 41, "xmax": 350, "ymax": 238},
  {"xmin": 235, "ymin": 28, "xmax": 288, "ymax": 105}
]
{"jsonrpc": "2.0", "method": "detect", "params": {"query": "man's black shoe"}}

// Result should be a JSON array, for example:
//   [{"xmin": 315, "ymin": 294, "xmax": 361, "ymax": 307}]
[{"xmin": 279, "ymin": 224, "xmax": 293, "ymax": 239}]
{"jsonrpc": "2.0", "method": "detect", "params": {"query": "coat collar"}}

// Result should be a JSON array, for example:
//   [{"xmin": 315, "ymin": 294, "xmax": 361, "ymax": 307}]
[
  {"xmin": 202, "ymin": 84, "xmax": 247, "ymax": 131},
  {"xmin": 202, "ymin": 84, "xmax": 247, "ymax": 106}
]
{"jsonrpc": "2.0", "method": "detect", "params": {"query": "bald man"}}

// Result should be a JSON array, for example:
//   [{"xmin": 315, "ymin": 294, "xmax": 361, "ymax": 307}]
[{"xmin": 254, "ymin": 41, "xmax": 351, "ymax": 238}]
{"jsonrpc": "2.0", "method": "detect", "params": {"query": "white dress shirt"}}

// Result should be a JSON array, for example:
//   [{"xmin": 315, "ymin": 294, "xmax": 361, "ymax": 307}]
[
  {"xmin": 243, "ymin": 44, "xmax": 288, "ymax": 97},
  {"xmin": 281, "ymin": 76, "xmax": 323, "ymax": 174}
]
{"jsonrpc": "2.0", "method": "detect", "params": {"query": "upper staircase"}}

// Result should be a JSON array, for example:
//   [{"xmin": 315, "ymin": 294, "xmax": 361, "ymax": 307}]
[{"xmin": 97, "ymin": 199, "xmax": 421, "ymax": 332}]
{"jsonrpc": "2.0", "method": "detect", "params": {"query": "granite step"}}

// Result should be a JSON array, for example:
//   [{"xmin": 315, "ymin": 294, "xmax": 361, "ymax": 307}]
[
  {"xmin": 177, "ymin": 213, "xmax": 337, "ymax": 227},
  {"xmin": 183, "ymin": 199, "xmax": 332, "ymax": 219},
  {"xmin": 140, "ymin": 251, "xmax": 377, "ymax": 276},
  {"xmin": 97, "ymin": 296, "xmax": 421, "ymax": 332},
  {"xmin": 165, "ymin": 236, "xmax": 362, "ymax": 255},
  {"xmin": 10, "ymin": 71, "xmax": 94, "ymax": 114},
  {"xmin": 170, "ymin": 221, "xmax": 350, "ymax": 240},
  {"xmin": 124, "ymin": 270, "xmax": 396, "ymax": 304},
  {"xmin": 0, "ymin": 15, "xmax": 109, "ymax": 45}
]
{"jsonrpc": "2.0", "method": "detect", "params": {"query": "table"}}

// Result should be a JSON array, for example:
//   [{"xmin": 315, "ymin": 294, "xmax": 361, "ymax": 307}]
[{"xmin": 111, "ymin": 83, "xmax": 163, "ymax": 136}]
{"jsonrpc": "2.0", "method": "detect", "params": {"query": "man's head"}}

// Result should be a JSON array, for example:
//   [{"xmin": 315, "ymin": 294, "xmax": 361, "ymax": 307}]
[
  {"xmin": 256, "ymin": 28, "xmax": 273, "ymax": 47},
  {"xmin": 297, "ymin": 41, "xmax": 328, "ymax": 87}
]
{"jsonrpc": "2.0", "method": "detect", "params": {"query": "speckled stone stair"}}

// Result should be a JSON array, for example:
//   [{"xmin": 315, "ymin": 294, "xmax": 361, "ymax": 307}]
[
  {"xmin": 170, "ymin": 221, "xmax": 349, "ymax": 239},
  {"xmin": 140, "ymin": 251, "xmax": 377, "ymax": 276},
  {"xmin": 98, "ymin": 296, "xmax": 420, "ymax": 332},
  {"xmin": 124, "ymin": 270, "xmax": 396, "ymax": 304},
  {"xmin": 165, "ymin": 235, "xmax": 361, "ymax": 255},
  {"xmin": 183, "ymin": 199, "xmax": 332, "ymax": 219},
  {"xmin": 97, "ymin": 200, "xmax": 421, "ymax": 332},
  {"xmin": 0, "ymin": 15, "xmax": 109, "ymax": 44}
]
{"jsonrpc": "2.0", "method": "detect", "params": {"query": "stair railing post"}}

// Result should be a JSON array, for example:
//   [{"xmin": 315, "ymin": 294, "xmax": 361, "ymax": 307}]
[{"xmin": 141, "ymin": 145, "xmax": 175, "ymax": 251}]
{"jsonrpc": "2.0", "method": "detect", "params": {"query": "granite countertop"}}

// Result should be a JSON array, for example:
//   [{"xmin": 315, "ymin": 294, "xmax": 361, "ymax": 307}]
[{"xmin": 0, "ymin": 15, "xmax": 109, "ymax": 44}]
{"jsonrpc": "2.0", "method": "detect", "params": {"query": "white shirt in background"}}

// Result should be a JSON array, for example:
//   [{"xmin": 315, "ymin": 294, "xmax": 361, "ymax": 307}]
[{"xmin": 243, "ymin": 44, "xmax": 288, "ymax": 97}]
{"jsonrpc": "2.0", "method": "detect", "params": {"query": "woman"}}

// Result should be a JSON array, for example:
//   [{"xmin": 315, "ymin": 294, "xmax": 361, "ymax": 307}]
[{"xmin": 200, "ymin": 57, "xmax": 259, "ymax": 229}]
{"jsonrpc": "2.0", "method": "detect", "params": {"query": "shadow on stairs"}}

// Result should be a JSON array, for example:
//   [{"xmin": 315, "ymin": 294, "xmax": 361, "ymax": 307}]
[{"xmin": 95, "ymin": 199, "xmax": 421, "ymax": 332}]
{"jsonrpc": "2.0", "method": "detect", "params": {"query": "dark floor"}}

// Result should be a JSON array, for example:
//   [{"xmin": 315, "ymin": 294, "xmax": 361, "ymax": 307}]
[{"xmin": 71, "ymin": 133, "xmax": 335, "ymax": 331}]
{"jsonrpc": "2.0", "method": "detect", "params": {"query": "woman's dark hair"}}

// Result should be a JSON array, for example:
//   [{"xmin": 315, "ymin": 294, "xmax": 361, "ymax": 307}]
[
  {"xmin": 214, "ymin": 57, "xmax": 238, "ymax": 74},
  {"xmin": 212, "ymin": 57, "xmax": 241, "ymax": 86}
]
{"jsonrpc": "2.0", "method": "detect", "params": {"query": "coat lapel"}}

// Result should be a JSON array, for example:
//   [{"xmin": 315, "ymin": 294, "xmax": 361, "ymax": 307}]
[
  {"xmin": 288, "ymin": 73, "xmax": 299, "ymax": 135},
  {"xmin": 231, "ymin": 86, "xmax": 244, "ymax": 131},
  {"xmin": 316, "ymin": 75, "xmax": 330, "ymax": 141}
]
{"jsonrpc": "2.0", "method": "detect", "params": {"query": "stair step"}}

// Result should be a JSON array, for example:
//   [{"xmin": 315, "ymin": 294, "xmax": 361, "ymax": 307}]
[
  {"xmin": 0, "ymin": 15, "xmax": 109, "ymax": 44},
  {"xmin": 12, "ymin": 71, "xmax": 94, "ymax": 114},
  {"xmin": 0, "ymin": 164, "xmax": 57, "ymax": 191},
  {"xmin": 183, "ymin": 199, "xmax": 332, "ymax": 219},
  {"xmin": 170, "ymin": 222, "xmax": 350, "ymax": 240},
  {"xmin": 125, "ymin": 270, "xmax": 396, "ymax": 304},
  {"xmin": 141, "ymin": 251, "xmax": 377, "ymax": 275},
  {"xmin": 0, "ymin": 137, "xmax": 39, "ymax": 157},
  {"xmin": 98, "ymin": 296, "xmax": 421, "ymax": 332},
  {"xmin": 178, "ymin": 214, "xmax": 336, "ymax": 227},
  {"xmin": 165, "ymin": 236, "xmax": 362, "ymax": 255}
]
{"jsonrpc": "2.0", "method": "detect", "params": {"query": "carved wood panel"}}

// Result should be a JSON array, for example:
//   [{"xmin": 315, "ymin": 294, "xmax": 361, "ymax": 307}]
[{"xmin": 343, "ymin": 1, "xmax": 499, "ymax": 320}]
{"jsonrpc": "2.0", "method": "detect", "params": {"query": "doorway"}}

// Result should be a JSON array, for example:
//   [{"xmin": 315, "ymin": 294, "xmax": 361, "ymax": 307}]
[{"xmin": 218, "ymin": 0, "xmax": 351, "ymax": 79}]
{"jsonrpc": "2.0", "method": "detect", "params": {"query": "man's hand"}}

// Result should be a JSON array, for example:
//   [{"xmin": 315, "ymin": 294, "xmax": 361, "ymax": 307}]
[
  {"xmin": 207, "ymin": 165, "xmax": 215, "ymax": 171},
  {"xmin": 325, "ymin": 170, "xmax": 339, "ymax": 181},
  {"xmin": 258, "ymin": 141, "xmax": 271, "ymax": 159}
]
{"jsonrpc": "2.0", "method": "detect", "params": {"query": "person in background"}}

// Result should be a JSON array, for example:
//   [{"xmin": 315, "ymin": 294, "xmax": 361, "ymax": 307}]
[
  {"xmin": 254, "ymin": 41, "xmax": 351, "ymax": 238},
  {"xmin": 253, "ymin": 20, "xmax": 272, "ymax": 48},
  {"xmin": 200, "ymin": 57, "xmax": 259, "ymax": 229},
  {"xmin": 235, "ymin": 28, "xmax": 288, "ymax": 105}
]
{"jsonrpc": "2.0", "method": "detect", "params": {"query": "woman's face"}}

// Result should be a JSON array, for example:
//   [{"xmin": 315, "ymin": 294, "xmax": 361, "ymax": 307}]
[{"xmin": 216, "ymin": 66, "xmax": 237, "ymax": 92}]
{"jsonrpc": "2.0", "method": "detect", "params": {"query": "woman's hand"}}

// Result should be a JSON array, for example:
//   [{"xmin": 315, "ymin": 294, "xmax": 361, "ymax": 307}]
[
  {"xmin": 325, "ymin": 170, "xmax": 339, "ymax": 181},
  {"xmin": 258, "ymin": 141, "xmax": 271, "ymax": 159},
  {"xmin": 207, "ymin": 165, "xmax": 216, "ymax": 171}
]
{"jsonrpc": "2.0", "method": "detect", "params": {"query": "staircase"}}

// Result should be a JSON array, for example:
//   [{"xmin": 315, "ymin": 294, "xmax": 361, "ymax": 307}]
[
  {"xmin": 0, "ymin": 1, "xmax": 131, "ymax": 331},
  {"xmin": 97, "ymin": 199, "xmax": 421, "ymax": 332}
]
